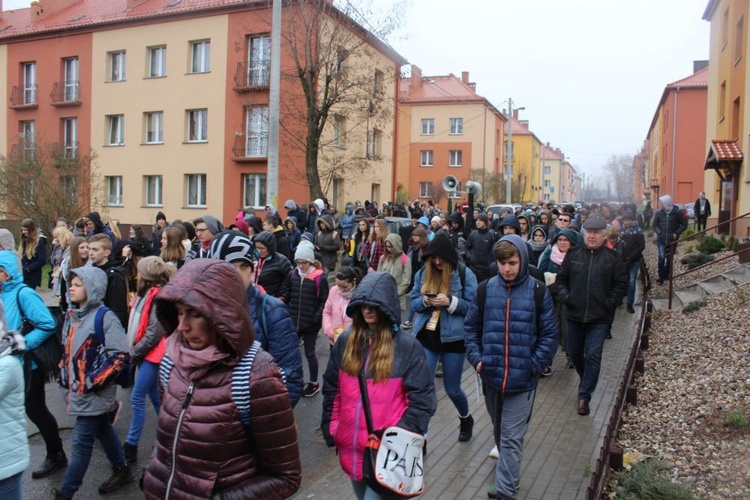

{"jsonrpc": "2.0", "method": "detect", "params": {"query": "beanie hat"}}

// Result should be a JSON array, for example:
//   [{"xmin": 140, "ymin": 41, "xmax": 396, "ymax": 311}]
[
  {"xmin": 284, "ymin": 199, "xmax": 296, "ymax": 210},
  {"xmin": 477, "ymin": 213, "xmax": 489, "ymax": 224},
  {"xmin": 156, "ymin": 211, "xmax": 167, "ymax": 222},
  {"xmin": 137, "ymin": 256, "xmax": 175, "ymax": 282},
  {"xmin": 228, "ymin": 218, "xmax": 250, "ymax": 236},
  {"xmin": 210, "ymin": 230, "xmax": 254, "ymax": 267},
  {"xmin": 294, "ymin": 241, "xmax": 315, "ymax": 263},
  {"xmin": 430, "ymin": 216, "xmax": 441, "ymax": 226},
  {"xmin": 421, "ymin": 234, "xmax": 459, "ymax": 269},
  {"xmin": 301, "ymin": 231, "xmax": 314, "ymax": 242},
  {"xmin": 245, "ymin": 216, "xmax": 263, "ymax": 235}
]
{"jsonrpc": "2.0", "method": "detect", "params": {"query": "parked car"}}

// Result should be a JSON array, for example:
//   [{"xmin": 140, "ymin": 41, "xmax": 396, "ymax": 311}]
[
  {"xmin": 486, "ymin": 204, "xmax": 515, "ymax": 220},
  {"xmin": 674, "ymin": 204, "xmax": 694, "ymax": 221}
]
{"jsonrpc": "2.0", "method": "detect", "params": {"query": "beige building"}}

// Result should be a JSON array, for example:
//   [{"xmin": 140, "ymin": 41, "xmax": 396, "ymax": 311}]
[
  {"xmin": 539, "ymin": 143, "xmax": 564, "ymax": 203},
  {"xmin": 0, "ymin": 42, "xmax": 6, "ymax": 158}
]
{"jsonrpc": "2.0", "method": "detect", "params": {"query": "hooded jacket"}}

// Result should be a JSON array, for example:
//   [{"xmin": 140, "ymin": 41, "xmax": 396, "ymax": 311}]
[
  {"xmin": 86, "ymin": 212, "xmax": 116, "ymax": 246},
  {"xmin": 0, "ymin": 230, "xmax": 23, "ymax": 272},
  {"xmin": 466, "ymin": 222, "xmax": 497, "ymax": 282},
  {"xmin": 464, "ymin": 234, "xmax": 558, "ymax": 394},
  {"xmin": 254, "ymin": 231, "xmax": 292, "ymax": 300},
  {"xmin": 538, "ymin": 228, "xmax": 578, "ymax": 274},
  {"xmin": 315, "ymin": 215, "xmax": 339, "ymax": 272},
  {"xmin": 620, "ymin": 221, "xmax": 646, "ymax": 265},
  {"xmin": 527, "ymin": 225, "xmax": 549, "ymax": 267},
  {"xmin": 321, "ymin": 272, "xmax": 437, "ymax": 481},
  {"xmin": 283, "ymin": 217, "xmax": 301, "ymax": 253},
  {"xmin": 59, "ymin": 266, "xmax": 130, "ymax": 415},
  {"xmin": 284, "ymin": 201, "xmax": 308, "ymax": 233},
  {"xmin": 143, "ymin": 260, "xmax": 300, "ymax": 500},
  {"xmin": 517, "ymin": 214, "xmax": 532, "ymax": 240},
  {"xmin": 378, "ymin": 233, "xmax": 412, "ymax": 311},
  {"xmin": 653, "ymin": 202, "xmax": 687, "ymax": 246},
  {"xmin": 340, "ymin": 205, "xmax": 356, "ymax": 240},
  {"xmin": 285, "ymin": 262, "xmax": 329, "ymax": 335}
]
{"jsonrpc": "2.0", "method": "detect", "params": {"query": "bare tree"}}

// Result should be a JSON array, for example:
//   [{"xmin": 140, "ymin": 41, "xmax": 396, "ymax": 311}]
[
  {"xmin": 469, "ymin": 168, "xmax": 503, "ymax": 204},
  {"xmin": 0, "ymin": 140, "xmax": 99, "ymax": 232},
  {"xmin": 603, "ymin": 154, "xmax": 635, "ymax": 202}
]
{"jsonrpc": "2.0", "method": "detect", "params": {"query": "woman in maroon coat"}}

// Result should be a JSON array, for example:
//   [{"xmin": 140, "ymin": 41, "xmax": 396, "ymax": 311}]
[{"xmin": 142, "ymin": 259, "xmax": 300, "ymax": 499}]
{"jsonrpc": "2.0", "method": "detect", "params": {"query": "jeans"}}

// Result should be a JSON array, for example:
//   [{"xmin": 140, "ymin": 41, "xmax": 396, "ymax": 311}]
[
  {"xmin": 627, "ymin": 260, "xmax": 640, "ymax": 308},
  {"xmin": 125, "ymin": 360, "xmax": 160, "ymax": 446},
  {"xmin": 0, "ymin": 472, "xmax": 23, "ymax": 500},
  {"xmin": 423, "ymin": 348, "xmax": 470, "ymax": 417},
  {"xmin": 566, "ymin": 320, "xmax": 609, "ymax": 401},
  {"xmin": 60, "ymin": 414, "xmax": 127, "ymax": 497},
  {"xmin": 657, "ymin": 239, "xmax": 670, "ymax": 281},
  {"xmin": 25, "ymin": 368, "xmax": 64, "ymax": 457},
  {"xmin": 301, "ymin": 331, "xmax": 319, "ymax": 382},
  {"xmin": 351, "ymin": 479, "xmax": 385, "ymax": 499},
  {"xmin": 555, "ymin": 300, "xmax": 568, "ymax": 351},
  {"xmin": 484, "ymin": 386, "xmax": 535, "ymax": 500}
]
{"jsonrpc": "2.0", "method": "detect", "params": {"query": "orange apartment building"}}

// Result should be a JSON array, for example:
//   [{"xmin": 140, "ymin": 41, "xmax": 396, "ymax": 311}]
[
  {"xmin": 645, "ymin": 62, "xmax": 708, "ymax": 208},
  {"xmin": 395, "ymin": 66, "xmax": 506, "ymax": 203},
  {"xmin": 1, "ymin": 0, "xmax": 404, "ymax": 225}
]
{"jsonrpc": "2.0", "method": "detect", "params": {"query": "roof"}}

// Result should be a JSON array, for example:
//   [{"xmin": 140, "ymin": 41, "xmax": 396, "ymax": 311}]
[
  {"xmin": 647, "ymin": 67, "xmax": 708, "ymax": 139},
  {"xmin": 541, "ymin": 144, "xmax": 564, "ymax": 161},
  {"xmin": 399, "ymin": 74, "xmax": 485, "ymax": 103},
  {"xmin": 707, "ymin": 139, "xmax": 743, "ymax": 162},
  {"xmin": 503, "ymin": 115, "xmax": 531, "ymax": 135}
]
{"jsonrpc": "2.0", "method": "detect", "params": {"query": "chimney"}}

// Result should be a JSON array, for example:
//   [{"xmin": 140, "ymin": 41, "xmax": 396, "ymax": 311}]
[
  {"xmin": 461, "ymin": 71, "xmax": 469, "ymax": 84},
  {"xmin": 693, "ymin": 59, "xmax": 709, "ymax": 73},
  {"xmin": 31, "ymin": 0, "xmax": 81, "ymax": 22},
  {"xmin": 513, "ymin": 109, "xmax": 519, "ymax": 120},
  {"xmin": 519, "ymin": 120, "xmax": 529, "ymax": 129},
  {"xmin": 410, "ymin": 64, "xmax": 423, "ymax": 91}
]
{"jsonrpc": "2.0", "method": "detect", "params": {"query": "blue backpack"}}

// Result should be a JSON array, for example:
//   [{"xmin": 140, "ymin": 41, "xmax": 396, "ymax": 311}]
[{"xmin": 93, "ymin": 306, "xmax": 134, "ymax": 388}]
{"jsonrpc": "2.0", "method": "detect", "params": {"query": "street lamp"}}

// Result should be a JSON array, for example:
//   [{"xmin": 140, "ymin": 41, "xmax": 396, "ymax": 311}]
[{"xmin": 505, "ymin": 98, "xmax": 525, "ymax": 204}]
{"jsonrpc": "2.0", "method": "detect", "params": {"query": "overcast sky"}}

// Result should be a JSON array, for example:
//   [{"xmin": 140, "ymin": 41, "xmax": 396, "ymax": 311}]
[{"xmin": 4, "ymin": 0, "xmax": 711, "ymax": 182}]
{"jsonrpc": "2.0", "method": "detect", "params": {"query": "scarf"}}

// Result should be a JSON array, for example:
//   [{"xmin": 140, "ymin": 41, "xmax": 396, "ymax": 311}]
[
  {"xmin": 528, "ymin": 239, "xmax": 548, "ymax": 252},
  {"xmin": 166, "ymin": 333, "xmax": 230, "ymax": 380},
  {"xmin": 550, "ymin": 244, "xmax": 566, "ymax": 266}
]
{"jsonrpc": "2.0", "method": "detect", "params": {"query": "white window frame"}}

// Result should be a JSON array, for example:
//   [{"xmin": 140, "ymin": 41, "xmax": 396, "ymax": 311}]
[
  {"xmin": 420, "ymin": 150, "xmax": 434, "ymax": 167},
  {"xmin": 107, "ymin": 115, "xmax": 124, "ymax": 145},
  {"xmin": 107, "ymin": 176, "xmax": 123, "ymax": 206},
  {"xmin": 145, "ymin": 175, "xmax": 163, "ymax": 207},
  {"xmin": 63, "ymin": 57, "xmax": 79, "ymax": 101},
  {"xmin": 544, "ymin": 165, "xmax": 551, "ymax": 175},
  {"xmin": 367, "ymin": 129, "xmax": 381, "ymax": 159},
  {"xmin": 145, "ymin": 112, "xmax": 164, "ymax": 144},
  {"xmin": 109, "ymin": 51, "xmax": 126, "ymax": 82},
  {"xmin": 23, "ymin": 62, "xmax": 36, "ymax": 104},
  {"xmin": 333, "ymin": 115, "xmax": 345, "ymax": 148},
  {"xmin": 187, "ymin": 109, "xmax": 208, "ymax": 142},
  {"xmin": 245, "ymin": 106, "xmax": 268, "ymax": 157},
  {"xmin": 248, "ymin": 35, "xmax": 270, "ymax": 85},
  {"xmin": 63, "ymin": 118, "xmax": 78, "ymax": 158},
  {"xmin": 186, "ymin": 174, "xmax": 207, "ymax": 208},
  {"xmin": 544, "ymin": 179, "xmax": 551, "ymax": 187},
  {"xmin": 23, "ymin": 179, "xmax": 35, "ymax": 205},
  {"xmin": 62, "ymin": 176, "xmax": 77, "ymax": 205},
  {"xmin": 421, "ymin": 118, "xmax": 434, "ymax": 135},
  {"xmin": 21, "ymin": 120, "xmax": 35, "ymax": 161},
  {"xmin": 243, "ymin": 173, "xmax": 267, "ymax": 209},
  {"xmin": 449, "ymin": 149, "xmax": 463, "ymax": 167},
  {"xmin": 190, "ymin": 40, "xmax": 211, "ymax": 73},
  {"xmin": 148, "ymin": 46, "xmax": 166, "ymax": 78},
  {"xmin": 450, "ymin": 117, "xmax": 464, "ymax": 135},
  {"xmin": 419, "ymin": 181, "xmax": 433, "ymax": 198}
]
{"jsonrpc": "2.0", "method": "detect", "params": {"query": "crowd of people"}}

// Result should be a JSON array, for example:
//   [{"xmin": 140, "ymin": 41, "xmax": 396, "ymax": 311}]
[{"xmin": 0, "ymin": 193, "xmax": 688, "ymax": 499}]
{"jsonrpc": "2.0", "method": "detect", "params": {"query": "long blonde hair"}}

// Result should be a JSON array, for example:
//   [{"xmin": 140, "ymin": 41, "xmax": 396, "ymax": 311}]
[
  {"xmin": 420, "ymin": 256, "xmax": 453, "ymax": 296},
  {"xmin": 19, "ymin": 219, "xmax": 40, "ymax": 260},
  {"xmin": 342, "ymin": 308, "xmax": 394, "ymax": 382},
  {"xmin": 102, "ymin": 215, "xmax": 122, "ymax": 240},
  {"xmin": 53, "ymin": 226, "xmax": 74, "ymax": 250}
]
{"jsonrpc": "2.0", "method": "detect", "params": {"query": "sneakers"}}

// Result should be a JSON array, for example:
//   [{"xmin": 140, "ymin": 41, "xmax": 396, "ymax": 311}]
[
  {"xmin": 32, "ymin": 451, "xmax": 67, "ymax": 479},
  {"xmin": 627, "ymin": 305, "xmax": 635, "ymax": 313},
  {"xmin": 303, "ymin": 382, "xmax": 320, "ymax": 398},
  {"xmin": 566, "ymin": 357, "xmax": 575, "ymax": 369},
  {"xmin": 52, "ymin": 488, "xmax": 71, "ymax": 500},
  {"xmin": 122, "ymin": 442, "xmax": 138, "ymax": 465},
  {"xmin": 458, "ymin": 414, "xmax": 474, "ymax": 442},
  {"xmin": 489, "ymin": 445, "xmax": 499, "ymax": 459},
  {"xmin": 108, "ymin": 400, "xmax": 122, "ymax": 425},
  {"xmin": 487, "ymin": 481, "xmax": 520, "ymax": 498},
  {"xmin": 541, "ymin": 366, "xmax": 552, "ymax": 377},
  {"xmin": 401, "ymin": 320, "xmax": 413, "ymax": 329},
  {"xmin": 98, "ymin": 464, "xmax": 134, "ymax": 494}
]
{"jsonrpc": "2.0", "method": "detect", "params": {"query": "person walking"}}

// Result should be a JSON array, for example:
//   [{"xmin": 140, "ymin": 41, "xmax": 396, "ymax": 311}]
[
  {"xmin": 619, "ymin": 211, "xmax": 646, "ymax": 313},
  {"xmin": 465, "ymin": 213, "xmax": 497, "ymax": 283},
  {"xmin": 321, "ymin": 272, "xmax": 437, "ymax": 500},
  {"xmin": 554, "ymin": 217, "xmax": 628, "ymax": 416},
  {"xmin": 694, "ymin": 191, "xmax": 711, "ymax": 232},
  {"xmin": 642, "ymin": 201, "xmax": 653, "ymax": 229},
  {"xmin": 18, "ymin": 219, "xmax": 47, "ymax": 290},
  {"xmin": 652, "ymin": 195, "xmax": 688, "ymax": 285},
  {"xmin": 378, "ymin": 233, "xmax": 412, "ymax": 313}
]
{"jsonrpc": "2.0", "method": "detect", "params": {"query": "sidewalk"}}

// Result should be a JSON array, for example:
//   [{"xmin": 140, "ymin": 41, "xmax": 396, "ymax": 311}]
[{"xmin": 296, "ymin": 305, "xmax": 640, "ymax": 499}]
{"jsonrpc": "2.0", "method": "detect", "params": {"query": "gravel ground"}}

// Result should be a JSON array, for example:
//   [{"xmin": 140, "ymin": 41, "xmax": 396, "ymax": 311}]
[{"xmin": 612, "ymin": 235, "xmax": 750, "ymax": 498}]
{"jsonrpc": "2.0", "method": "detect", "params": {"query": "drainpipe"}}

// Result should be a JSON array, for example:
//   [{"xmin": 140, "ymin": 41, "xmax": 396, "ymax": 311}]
[{"xmin": 670, "ymin": 87, "xmax": 680, "ymax": 197}]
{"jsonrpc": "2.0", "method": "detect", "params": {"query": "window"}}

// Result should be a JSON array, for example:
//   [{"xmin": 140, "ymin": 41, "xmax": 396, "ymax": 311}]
[
  {"xmin": 371, "ymin": 183, "xmax": 380, "ymax": 202},
  {"xmin": 62, "ymin": 176, "xmax": 77, "ymax": 205},
  {"xmin": 735, "ymin": 17, "xmax": 744, "ymax": 63},
  {"xmin": 145, "ymin": 175, "xmax": 162, "ymax": 206},
  {"xmin": 243, "ymin": 173, "xmax": 267, "ymax": 208},
  {"xmin": 107, "ymin": 115, "xmax": 124, "ymax": 145},
  {"xmin": 246, "ymin": 106, "xmax": 268, "ymax": 156},
  {"xmin": 722, "ymin": 8, "xmax": 730, "ymax": 48},
  {"xmin": 420, "ymin": 150, "xmax": 434, "ymax": 167},
  {"xmin": 449, "ymin": 150, "xmax": 463, "ymax": 167},
  {"xmin": 63, "ymin": 57, "xmax": 79, "ymax": 101},
  {"xmin": 21, "ymin": 120, "xmax": 35, "ymax": 161},
  {"xmin": 186, "ymin": 174, "xmax": 207, "ymax": 207},
  {"xmin": 145, "ymin": 112, "xmax": 163, "ymax": 144},
  {"xmin": 190, "ymin": 40, "xmax": 211, "ymax": 73},
  {"xmin": 544, "ymin": 166, "xmax": 551, "ymax": 175},
  {"xmin": 335, "ymin": 48, "xmax": 347, "ymax": 75},
  {"xmin": 373, "ymin": 69, "xmax": 383, "ymax": 96},
  {"xmin": 450, "ymin": 118, "xmax": 463, "ymax": 135},
  {"xmin": 62, "ymin": 118, "xmax": 78, "ymax": 158},
  {"xmin": 187, "ymin": 109, "xmax": 208, "ymax": 142},
  {"xmin": 148, "ymin": 46, "xmax": 166, "ymax": 78},
  {"xmin": 419, "ymin": 181, "xmax": 433, "ymax": 198},
  {"xmin": 248, "ymin": 35, "xmax": 270, "ymax": 85},
  {"xmin": 22, "ymin": 62, "xmax": 36, "ymax": 104},
  {"xmin": 421, "ymin": 118, "xmax": 434, "ymax": 135},
  {"xmin": 720, "ymin": 81, "xmax": 727, "ymax": 121},
  {"xmin": 367, "ymin": 129, "xmax": 381, "ymax": 159},
  {"xmin": 333, "ymin": 115, "xmax": 345, "ymax": 148},
  {"xmin": 22, "ymin": 179, "xmax": 35, "ymax": 205},
  {"xmin": 544, "ymin": 180, "xmax": 551, "ymax": 187},
  {"xmin": 107, "ymin": 176, "xmax": 123, "ymax": 206},
  {"xmin": 109, "ymin": 51, "xmax": 126, "ymax": 81},
  {"xmin": 332, "ymin": 178, "xmax": 342, "ymax": 208}
]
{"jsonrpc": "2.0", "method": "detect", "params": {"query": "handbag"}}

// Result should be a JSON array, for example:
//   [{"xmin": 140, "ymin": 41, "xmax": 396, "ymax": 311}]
[
  {"xmin": 16, "ymin": 287, "xmax": 63, "ymax": 380},
  {"xmin": 358, "ymin": 371, "xmax": 425, "ymax": 498}
]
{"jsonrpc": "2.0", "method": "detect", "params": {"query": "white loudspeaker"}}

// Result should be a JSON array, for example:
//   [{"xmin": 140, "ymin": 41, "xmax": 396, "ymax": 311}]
[
  {"xmin": 465, "ymin": 181, "xmax": 482, "ymax": 196},
  {"xmin": 442, "ymin": 175, "xmax": 459, "ymax": 192}
]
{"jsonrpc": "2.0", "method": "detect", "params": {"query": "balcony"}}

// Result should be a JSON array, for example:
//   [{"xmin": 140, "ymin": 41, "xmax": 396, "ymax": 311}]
[
  {"xmin": 9, "ymin": 141, "xmax": 37, "ymax": 162},
  {"xmin": 63, "ymin": 142, "xmax": 79, "ymax": 160},
  {"xmin": 9, "ymin": 85, "xmax": 38, "ymax": 109},
  {"xmin": 232, "ymin": 133, "xmax": 268, "ymax": 162},
  {"xmin": 233, "ymin": 61, "xmax": 270, "ymax": 91},
  {"xmin": 50, "ymin": 81, "xmax": 81, "ymax": 106}
]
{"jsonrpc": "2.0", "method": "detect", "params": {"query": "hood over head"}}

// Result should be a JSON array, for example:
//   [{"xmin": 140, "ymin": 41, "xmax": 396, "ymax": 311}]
[
  {"xmin": 499, "ymin": 214, "xmax": 521, "ymax": 233},
  {"xmin": 245, "ymin": 215, "xmax": 263, "ymax": 235},
  {"xmin": 284, "ymin": 199, "xmax": 297, "ymax": 211},
  {"xmin": 517, "ymin": 214, "xmax": 531, "ymax": 232},
  {"xmin": 313, "ymin": 199, "xmax": 325, "ymax": 212},
  {"xmin": 317, "ymin": 214, "xmax": 335, "ymax": 231},
  {"xmin": 346, "ymin": 272, "xmax": 401, "ymax": 326},
  {"xmin": 345, "ymin": 204, "xmax": 354, "ymax": 214},
  {"xmin": 0, "ymin": 251, "xmax": 23, "ymax": 283},
  {"xmin": 553, "ymin": 228, "xmax": 578, "ymax": 247},
  {"xmin": 86, "ymin": 212, "xmax": 104, "ymax": 232},
  {"xmin": 283, "ymin": 217, "xmax": 298, "ymax": 231},
  {"xmin": 156, "ymin": 259, "xmax": 253, "ymax": 359},
  {"xmin": 385, "ymin": 232, "xmax": 403, "ymax": 255},
  {"xmin": 447, "ymin": 212, "xmax": 464, "ymax": 229},
  {"xmin": 498, "ymin": 234, "xmax": 529, "ymax": 282},
  {"xmin": 228, "ymin": 218, "xmax": 249, "ymax": 236},
  {"xmin": 201, "ymin": 215, "xmax": 225, "ymax": 236},
  {"xmin": 254, "ymin": 230, "xmax": 277, "ymax": 254},
  {"xmin": 69, "ymin": 266, "xmax": 108, "ymax": 308},
  {"xmin": 0, "ymin": 229, "xmax": 16, "ymax": 251},
  {"xmin": 421, "ymin": 234, "xmax": 459, "ymax": 269},
  {"xmin": 659, "ymin": 195, "xmax": 673, "ymax": 211}
]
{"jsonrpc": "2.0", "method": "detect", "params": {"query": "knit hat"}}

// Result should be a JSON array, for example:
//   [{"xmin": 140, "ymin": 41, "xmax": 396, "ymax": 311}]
[
  {"xmin": 228, "ymin": 218, "xmax": 250, "ymax": 236},
  {"xmin": 245, "ymin": 216, "xmax": 263, "ymax": 235},
  {"xmin": 430, "ymin": 216, "xmax": 441, "ymax": 226},
  {"xmin": 421, "ymin": 234, "xmax": 459, "ymax": 268},
  {"xmin": 476, "ymin": 213, "xmax": 489, "ymax": 224},
  {"xmin": 582, "ymin": 217, "xmax": 607, "ymax": 231},
  {"xmin": 210, "ymin": 230, "xmax": 255, "ymax": 267},
  {"xmin": 156, "ymin": 211, "xmax": 167, "ymax": 223},
  {"xmin": 284, "ymin": 199, "xmax": 296, "ymax": 210},
  {"xmin": 137, "ymin": 256, "xmax": 175, "ymax": 282},
  {"xmin": 294, "ymin": 241, "xmax": 315, "ymax": 263},
  {"xmin": 301, "ymin": 231, "xmax": 314, "ymax": 242}
]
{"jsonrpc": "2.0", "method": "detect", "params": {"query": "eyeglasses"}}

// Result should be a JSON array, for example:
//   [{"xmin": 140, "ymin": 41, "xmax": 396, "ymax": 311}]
[
  {"xmin": 195, "ymin": 227, "xmax": 208, "ymax": 233},
  {"xmin": 295, "ymin": 260, "xmax": 310, "ymax": 266},
  {"xmin": 558, "ymin": 218, "xmax": 570, "ymax": 223}
]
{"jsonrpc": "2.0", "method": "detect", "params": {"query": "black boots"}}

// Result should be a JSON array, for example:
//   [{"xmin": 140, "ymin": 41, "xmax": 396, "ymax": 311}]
[
  {"xmin": 458, "ymin": 414, "xmax": 474, "ymax": 442},
  {"xmin": 32, "ymin": 451, "xmax": 68, "ymax": 479},
  {"xmin": 122, "ymin": 442, "xmax": 138, "ymax": 465},
  {"xmin": 52, "ymin": 488, "xmax": 71, "ymax": 500},
  {"xmin": 98, "ymin": 465, "xmax": 134, "ymax": 494}
]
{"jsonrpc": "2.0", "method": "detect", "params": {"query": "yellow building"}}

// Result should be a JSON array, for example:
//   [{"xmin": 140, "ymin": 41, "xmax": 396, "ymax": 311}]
[
  {"xmin": 703, "ymin": 0, "xmax": 750, "ymax": 236},
  {"xmin": 0, "ymin": 42, "xmax": 6, "ymax": 158},
  {"xmin": 503, "ymin": 112, "xmax": 543, "ymax": 204}
]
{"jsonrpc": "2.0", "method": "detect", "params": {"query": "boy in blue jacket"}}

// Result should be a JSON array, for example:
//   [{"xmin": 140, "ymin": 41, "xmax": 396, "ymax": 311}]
[{"xmin": 55, "ymin": 266, "xmax": 132, "ymax": 499}]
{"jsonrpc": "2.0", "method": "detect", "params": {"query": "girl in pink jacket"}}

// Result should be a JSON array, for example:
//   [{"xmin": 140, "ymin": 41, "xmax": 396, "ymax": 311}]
[{"xmin": 322, "ymin": 266, "xmax": 363, "ymax": 346}]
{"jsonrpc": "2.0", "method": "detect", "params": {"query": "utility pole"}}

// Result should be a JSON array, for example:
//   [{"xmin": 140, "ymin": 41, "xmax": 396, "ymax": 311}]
[
  {"xmin": 267, "ymin": 0, "xmax": 282, "ymax": 208},
  {"xmin": 505, "ymin": 98, "xmax": 514, "ymax": 204}
]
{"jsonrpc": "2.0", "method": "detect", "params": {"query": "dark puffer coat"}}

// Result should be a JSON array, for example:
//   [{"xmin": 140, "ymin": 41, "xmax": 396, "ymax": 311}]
[
  {"xmin": 142, "ymin": 259, "xmax": 300, "ymax": 500},
  {"xmin": 315, "ymin": 215, "xmax": 339, "ymax": 272},
  {"xmin": 254, "ymin": 231, "xmax": 292, "ymax": 300},
  {"xmin": 285, "ymin": 266, "xmax": 329, "ymax": 335},
  {"xmin": 466, "ymin": 226, "xmax": 497, "ymax": 282}
]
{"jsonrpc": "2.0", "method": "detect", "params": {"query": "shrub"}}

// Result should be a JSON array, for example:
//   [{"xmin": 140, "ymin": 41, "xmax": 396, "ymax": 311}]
[
  {"xmin": 680, "ymin": 253, "xmax": 714, "ymax": 269},
  {"xmin": 727, "ymin": 236, "xmax": 739, "ymax": 252},
  {"xmin": 682, "ymin": 300, "xmax": 707, "ymax": 314},
  {"xmin": 727, "ymin": 409, "xmax": 748, "ymax": 429},
  {"xmin": 617, "ymin": 459, "xmax": 695, "ymax": 500},
  {"xmin": 698, "ymin": 236, "xmax": 725, "ymax": 255},
  {"xmin": 681, "ymin": 228, "xmax": 696, "ymax": 240}
]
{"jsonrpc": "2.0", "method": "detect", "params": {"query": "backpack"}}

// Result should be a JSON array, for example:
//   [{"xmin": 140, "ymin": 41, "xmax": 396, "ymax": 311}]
[
  {"xmin": 476, "ymin": 276, "xmax": 546, "ymax": 324},
  {"xmin": 159, "ymin": 340, "xmax": 262, "ymax": 435},
  {"xmin": 92, "ymin": 306, "xmax": 134, "ymax": 388}
]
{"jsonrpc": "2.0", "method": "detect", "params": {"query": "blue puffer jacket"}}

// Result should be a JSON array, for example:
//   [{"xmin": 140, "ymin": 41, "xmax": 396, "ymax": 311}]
[
  {"xmin": 340, "ymin": 205, "xmax": 356, "ymax": 240},
  {"xmin": 409, "ymin": 263, "xmax": 477, "ymax": 343},
  {"xmin": 247, "ymin": 285, "xmax": 303, "ymax": 407},
  {"xmin": 464, "ymin": 234, "xmax": 558, "ymax": 394}
]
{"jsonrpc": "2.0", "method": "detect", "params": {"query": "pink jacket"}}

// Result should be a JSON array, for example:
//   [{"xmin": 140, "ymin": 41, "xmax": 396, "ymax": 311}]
[{"xmin": 322, "ymin": 285, "xmax": 353, "ymax": 345}]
